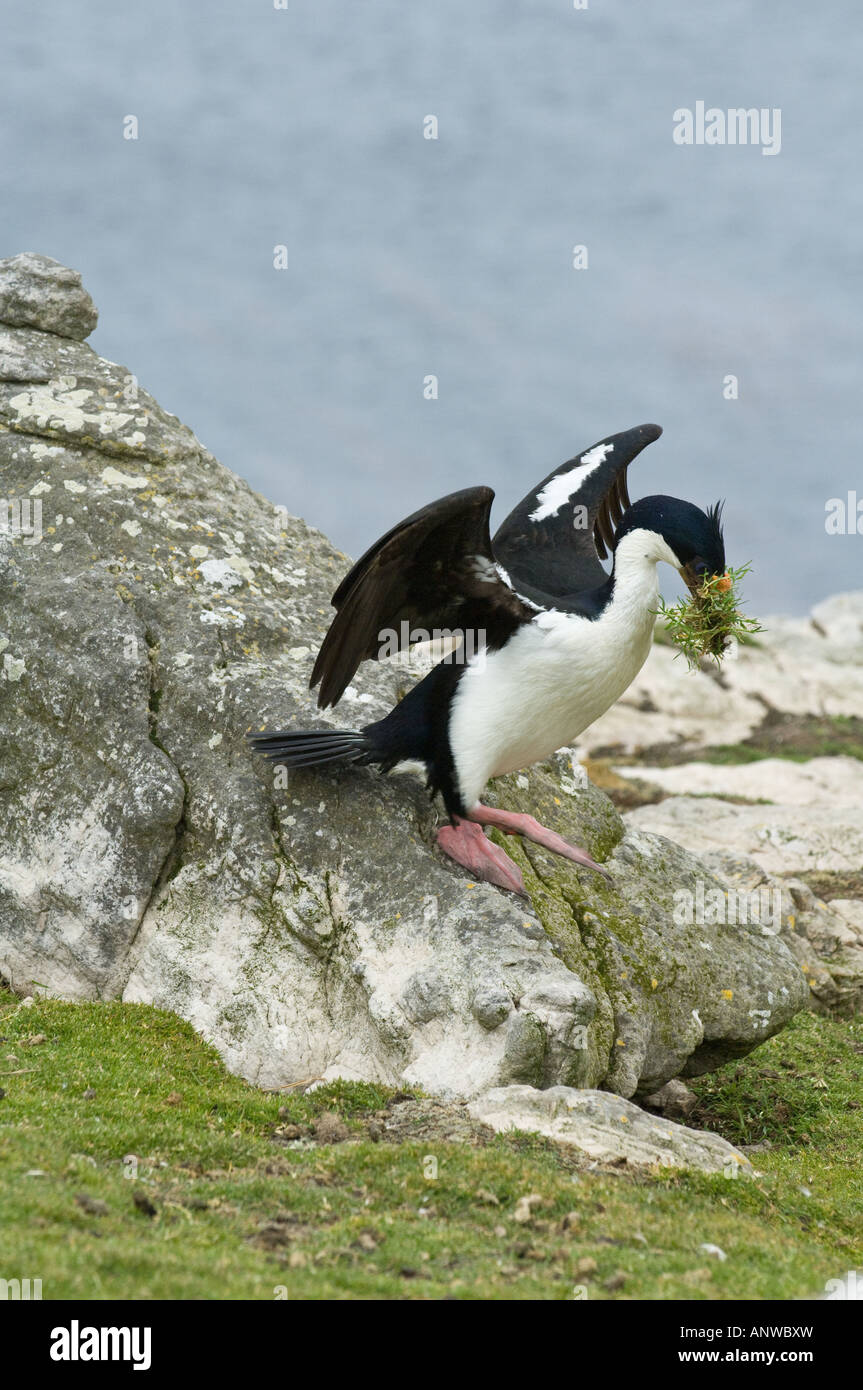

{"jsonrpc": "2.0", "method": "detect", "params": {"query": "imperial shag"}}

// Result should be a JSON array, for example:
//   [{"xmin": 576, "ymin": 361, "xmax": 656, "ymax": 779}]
[{"xmin": 250, "ymin": 423, "xmax": 726, "ymax": 896}]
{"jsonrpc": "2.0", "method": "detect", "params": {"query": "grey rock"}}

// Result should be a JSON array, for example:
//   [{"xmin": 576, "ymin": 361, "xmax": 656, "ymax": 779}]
[
  {"xmin": 0, "ymin": 253, "xmax": 98, "ymax": 341},
  {"xmin": 617, "ymin": 754, "xmax": 863, "ymax": 810},
  {"xmin": 469, "ymin": 1085, "xmax": 750, "ymax": 1174},
  {"xmin": 470, "ymin": 979, "xmax": 513, "ymax": 1030},
  {"xmin": 0, "ymin": 256, "xmax": 808, "ymax": 1099},
  {"xmin": 626, "ymin": 795, "xmax": 863, "ymax": 878},
  {"xmin": 399, "ymin": 968, "xmax": 451, "ymax": 1024},
  {"xmin": 641, "ymin": 825, "xmax": 863, "ymax": 1016},
  {"xmin": 643, "ymin": 1077, "xmax": 699, "ymax": 1119},
  {"xmin": 0, "ymin": 324, "xmax": 209, "ymax": 465}
]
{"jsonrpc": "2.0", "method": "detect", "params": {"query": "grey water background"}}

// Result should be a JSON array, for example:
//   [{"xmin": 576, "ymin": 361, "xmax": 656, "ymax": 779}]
[{"xmin": 3, "ymin": 0, "xmax": 861, "ymax": 614}]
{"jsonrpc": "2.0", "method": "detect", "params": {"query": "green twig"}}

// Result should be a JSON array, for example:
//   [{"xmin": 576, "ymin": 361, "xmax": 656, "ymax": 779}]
[{"xmin": 654, "ymin": 563, "xmax": 764, "ymax": 671}]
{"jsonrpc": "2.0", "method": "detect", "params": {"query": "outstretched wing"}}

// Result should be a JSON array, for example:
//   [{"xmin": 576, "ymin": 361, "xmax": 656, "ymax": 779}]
[
  {"xmin": 492, "ymin": 423, "xmax": 663, "ymax": 605},
  {"xmin": 311, "ymin": 486, "xmax": 534, "ymax": 708}
]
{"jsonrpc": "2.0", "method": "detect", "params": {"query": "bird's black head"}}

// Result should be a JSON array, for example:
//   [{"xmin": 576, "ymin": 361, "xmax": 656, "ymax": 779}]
[{"xmin": 614, "ymin": 494, "xmax": 726, "ymax": 590}]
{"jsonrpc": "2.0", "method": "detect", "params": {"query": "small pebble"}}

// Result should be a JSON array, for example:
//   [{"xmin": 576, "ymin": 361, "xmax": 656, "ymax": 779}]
[
  {"xmin": 313, "ymin": 1111, "xmax": 350, "ymax": 1143},
  {"xmin": 75, "ymin": 1193, "xmax": 109, "ymax": 1217},
  {"xmin": 699, "ymin": 1243, "xmax": 728, "ymax": 1261}
]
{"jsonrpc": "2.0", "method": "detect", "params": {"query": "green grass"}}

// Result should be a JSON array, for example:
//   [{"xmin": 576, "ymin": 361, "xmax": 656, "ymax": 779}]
[
  {"xmin": 697, "ymin": 713, "xmax": 863, "ymax": 765},
  {"xmin": 602, "ymin": 714, "xmax": 863, "ymax": 769},
  {"xmin": 654, "ymin": 622, "xmax": 763, "ymax": 652},
  {"xmin": 654, "ymin": 564, "xmax": 764, "ymax": 669},
  {"xmin": 0, "ymin": 991, "xmax": 860, "ymax": 1300}
]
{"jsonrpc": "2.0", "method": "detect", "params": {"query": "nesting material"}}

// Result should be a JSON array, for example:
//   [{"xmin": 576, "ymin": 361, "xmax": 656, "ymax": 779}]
[{"xmin": 656, "ymin": 565, "xmax": 764, "ymax": 669}]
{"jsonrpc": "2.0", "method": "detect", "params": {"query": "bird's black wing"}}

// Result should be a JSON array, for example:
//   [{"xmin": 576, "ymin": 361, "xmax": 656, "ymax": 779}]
[
  {"xmin": 311, "ymin": 486, "xmax": 534, "ymax": 708},
  {"xmin": 492, "ymin": 423, "xmax": 663, "ymax": 605}
]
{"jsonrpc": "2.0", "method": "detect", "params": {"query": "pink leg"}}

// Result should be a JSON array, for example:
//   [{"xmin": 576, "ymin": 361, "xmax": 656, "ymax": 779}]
[
  {"xmin": 436, "ymin": 820, "xmax": 527, "ymax": 897},
  {"xmin": 469, "ymin": 804, "xmax": 610, "ymax": 879}
]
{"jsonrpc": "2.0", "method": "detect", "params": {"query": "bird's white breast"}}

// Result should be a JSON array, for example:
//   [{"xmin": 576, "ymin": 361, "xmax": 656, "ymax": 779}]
[{"xmin": 448, "ymin": 569, "xmax": 660, "ymax": 808}]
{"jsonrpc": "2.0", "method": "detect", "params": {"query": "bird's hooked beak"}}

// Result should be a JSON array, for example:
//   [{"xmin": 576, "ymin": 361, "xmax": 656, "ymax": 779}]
[
  {"xmin": 681, "ymin": 561, "xmax": 706, "ymax": 595},
  {"xmin": 681, "ymin": 560, "xmax": 732, "ymax": 596}
]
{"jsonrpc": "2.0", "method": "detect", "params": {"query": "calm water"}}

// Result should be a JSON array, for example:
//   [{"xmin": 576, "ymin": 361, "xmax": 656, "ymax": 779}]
[{"xmin": 3, "ymin": 0, "xmax": 862, "ymax": 613}]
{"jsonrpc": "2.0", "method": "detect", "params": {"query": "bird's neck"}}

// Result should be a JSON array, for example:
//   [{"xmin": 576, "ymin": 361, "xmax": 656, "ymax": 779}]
[
  {"xmin": 607, "ymin": 528, "xmax": 673, "ymax": 631},
  {"xmin": 608, "ymin": 528, "xmax": 664, "ymax": 594}
]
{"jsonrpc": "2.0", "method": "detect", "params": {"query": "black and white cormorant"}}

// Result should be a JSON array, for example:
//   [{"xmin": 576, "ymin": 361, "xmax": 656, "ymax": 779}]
[{"xmin": 250, "ymin": 423, "xmax": 726, "ymax": 896}]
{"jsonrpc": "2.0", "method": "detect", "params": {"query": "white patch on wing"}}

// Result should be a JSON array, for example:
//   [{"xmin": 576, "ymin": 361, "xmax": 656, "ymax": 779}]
[
  {"xmin": 470, "ymin": 555, "xmax": 516, "ymax": 590},
  {"xmin": 514, "ymin": 590, "xmax": 544, "ymax": 613},
  {"xmin": 470, "ymin": 554, "xmax": 500, "ymax": 584},
  {"xmin": 466, "ymin": 558, "xmax": 541, "ymax": 614},
  {"xmin": 528, "ymin": 441, "xmax": 614, "ymax": 523},
  {"xmin": 471, "ymin": 554, "xmax": 543, "ymax": 612}
]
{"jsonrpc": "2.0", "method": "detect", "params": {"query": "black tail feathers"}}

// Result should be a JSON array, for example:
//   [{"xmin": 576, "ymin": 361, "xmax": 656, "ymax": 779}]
[{"xmin": 247, "ymin": 726, "xmax": 372, "ymax": 771}]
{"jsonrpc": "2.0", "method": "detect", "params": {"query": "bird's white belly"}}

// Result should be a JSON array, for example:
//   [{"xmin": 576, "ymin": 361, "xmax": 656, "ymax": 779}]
[{"xmin": 448, "ymin": 605, "xmax": 655, "ymax": 807}]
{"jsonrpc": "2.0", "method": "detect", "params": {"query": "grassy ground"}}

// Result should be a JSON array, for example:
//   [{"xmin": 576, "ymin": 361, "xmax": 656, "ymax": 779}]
[
  {"xmin": 0, "ymin": 989, "xmax": 860, "ymax": 1300},
  {"xmin": 586, "ymin": 712, "xmax": 863, "ymax": 811},
  {"xmin": 596, "ymin": 712, "xmax": 863, "ymax": 770}
]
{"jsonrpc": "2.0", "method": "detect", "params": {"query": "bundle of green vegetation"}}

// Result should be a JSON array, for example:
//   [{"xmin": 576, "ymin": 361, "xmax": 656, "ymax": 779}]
[{"xmin": 656, "ymin": 564, "xmax": 764, "ymax": 670}]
